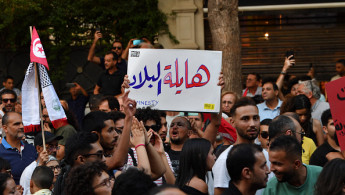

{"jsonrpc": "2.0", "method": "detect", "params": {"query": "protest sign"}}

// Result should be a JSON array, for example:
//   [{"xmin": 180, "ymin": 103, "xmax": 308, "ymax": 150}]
[
  {"xmin": 127, "ymin": 49, "xmax": 222, "ymax": 113},
  {"xmin": 326, "ymin": 77, "xmax": 345, "ymax": 151}
]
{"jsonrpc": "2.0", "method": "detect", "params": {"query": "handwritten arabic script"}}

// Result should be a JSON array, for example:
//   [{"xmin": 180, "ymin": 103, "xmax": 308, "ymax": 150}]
[{"xmin": 129, "ymin": 58, "xmax": 211, "ymax": 96}]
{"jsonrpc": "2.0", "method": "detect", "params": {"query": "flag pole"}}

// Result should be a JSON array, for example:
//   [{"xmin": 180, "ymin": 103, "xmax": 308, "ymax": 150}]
[{"xmin": 30, "ymin": 26, "xmax": 46, "ymax": 151}]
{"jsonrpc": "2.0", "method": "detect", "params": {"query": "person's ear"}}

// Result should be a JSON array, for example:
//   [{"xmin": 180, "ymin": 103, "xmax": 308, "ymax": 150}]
[
  {"xmin": 2, "ymin": 125, "xmax": 8, "ymax": 134},
  {"xmin": 230, "ymin": 117, "xmax": 235, "ymax": 126},
  {"xmin": 91, "ymin": 131, "xmax": 101, "ymax": 140},
  {"xmin": 36, "ymin": 145, "xmax": 43, "ymax": 153},
  {"xmin": 322, "ymin": 126, "xmax": 328, "ymax": 134},
  {"xmin": 75, "ymin": 155, "xmax": 85, "ymax": 165},
  {"xmin": 293, "ymin": 159, "xmax": 302, "ymax": 169},
  {"xmin": 242, "ymin": 167, "xmax": 251, "ymax": 180},
  {"xmin": 285, "ymin": 130, "xmax": 293, "ymax": 136}
]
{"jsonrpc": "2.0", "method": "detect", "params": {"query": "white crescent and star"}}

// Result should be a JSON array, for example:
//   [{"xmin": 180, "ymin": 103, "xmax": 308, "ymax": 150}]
[{"xmin": 32, "ymin": 38, "xmax": 46, "ymax": 58}]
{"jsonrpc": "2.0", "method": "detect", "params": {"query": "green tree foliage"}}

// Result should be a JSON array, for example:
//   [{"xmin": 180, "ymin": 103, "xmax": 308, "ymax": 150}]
[{"xmin": 0, "ymin": 0, "xmax": 173, "ymax": 81}]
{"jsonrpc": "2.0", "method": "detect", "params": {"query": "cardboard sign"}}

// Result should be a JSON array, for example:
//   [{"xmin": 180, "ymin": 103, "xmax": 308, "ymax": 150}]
[
  {"xmin": 326, "ymin": 77, "xmax": 345, "ymax": 151},
  {"xmin": 127, "ymin": 49, "xmax": 222, "ymax": 113}
]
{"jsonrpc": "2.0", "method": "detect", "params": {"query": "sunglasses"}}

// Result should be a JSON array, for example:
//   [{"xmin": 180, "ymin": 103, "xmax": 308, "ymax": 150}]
[
  {"xmin": 260, "ymin": 131, "xmax": 269, "ymax": 139},
  {"xmin": 2, "ymin": 98, "xmax": 15, "ymax": 103},
  {"xmin": 145, "ymin": 125, "xmax": 161, "ymax": 132},
  {"xmin": 112, "ymin": 46, "xmax": 122, "ymax": 50}
]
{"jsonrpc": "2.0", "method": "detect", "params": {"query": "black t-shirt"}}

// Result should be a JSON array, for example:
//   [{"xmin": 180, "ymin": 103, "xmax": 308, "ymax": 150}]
[
  {"xmin": 166, "ymin": 147, "xmax": 181, "ymax": 178},
  {"xmin": 97, "ymin": 70, "xmax": 124, "ymax": 96},
  {"xmin": 181, "ymin": 185, "xmax": 208, "ymax": 195},
  {"xmin": 309, "ymin": 141, "xmax": 338, "ymax": 167}
]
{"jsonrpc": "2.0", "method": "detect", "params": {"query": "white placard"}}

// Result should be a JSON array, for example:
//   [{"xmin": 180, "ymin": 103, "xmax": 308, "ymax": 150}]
[{"xmin": 127, "ymin": 49, "xmax": 222, "ymax": 113}]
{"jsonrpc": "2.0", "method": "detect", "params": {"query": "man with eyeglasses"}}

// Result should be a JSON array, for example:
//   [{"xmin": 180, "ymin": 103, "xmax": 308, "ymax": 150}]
[
  {"xmin": 269, "ymin": 114, "xmax": 317, "ymax": 165},
  {"xmin": 20, "ymin": 131, "xmax": 62, "ymax": 195},
  {"xmin": 0, "ymin": 89, "xmax": 18, "ymax": 117},
  {"xmin": 87, "ymin": 30, "xmax": 127, "ymax": 74}
]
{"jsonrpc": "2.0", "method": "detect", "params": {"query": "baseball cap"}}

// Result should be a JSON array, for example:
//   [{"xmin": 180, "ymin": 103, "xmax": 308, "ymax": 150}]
[{"xmin": 34, "ymin": 131, "xmax": 63, "ymax": 147}]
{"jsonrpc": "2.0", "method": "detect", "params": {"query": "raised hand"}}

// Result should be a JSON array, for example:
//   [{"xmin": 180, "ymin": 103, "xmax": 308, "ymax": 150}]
[{"xmin": 122, "ymin": 91, "xmax": 137, "ymax": 117}]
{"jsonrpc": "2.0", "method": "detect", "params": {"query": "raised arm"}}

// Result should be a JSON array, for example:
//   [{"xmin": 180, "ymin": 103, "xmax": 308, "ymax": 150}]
[
  {"xmin": 276, "ymin": 56, "xmax": 294, "ymax": 100},
  {"xmin": 121, "ymin": 39, "xmax": 135, "ymax": 61},
  {"xmin": 142, "ymin": 127, "xmax": 166, "ymax": 180},
  {"xmin": 74, "ymin": 82, "xmax": 88, "ymax": 97},
  {"xmin": 87, "ymin": 31, "xmax": 102, "ymax": 64},
  {"xmin": 130, "ymin": 117, "xmax": 151, "ymax": 175},
  {"xmin": 105, "ymin": 91, "xmax": 137, "ymax": 169}
]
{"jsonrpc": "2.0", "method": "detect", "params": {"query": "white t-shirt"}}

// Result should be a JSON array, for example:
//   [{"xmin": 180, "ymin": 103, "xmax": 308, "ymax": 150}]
[
  {"xmin": 212, "ymin": 145, "xmax": 272, "ymax": 194},
  {"xmin": 20, "ymin": 161, "xmax": 38, "ymax": 195}
]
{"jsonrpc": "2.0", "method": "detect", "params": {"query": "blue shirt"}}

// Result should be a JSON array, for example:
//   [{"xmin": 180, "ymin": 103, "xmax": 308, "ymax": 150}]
[
  {"xmin": 257, "ymin": 99, "xmax": 282, "ymax": 121},
  {"xmin": 0, "ymin": 138, "xmax": 37, "ymax": 184}
]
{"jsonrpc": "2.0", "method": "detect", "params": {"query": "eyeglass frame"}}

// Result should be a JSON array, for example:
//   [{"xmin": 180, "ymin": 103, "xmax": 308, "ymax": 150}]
[
  {"xmin": 93, "ymin": 176, "xmax": 115, "ymax": 189},
  {"xmin": 81, "ymin": 151, "xmax": 105, "ymax": 159},
  {"xmin": 47, "ymin": 165, "xmax": 61, "ymax": 171}
]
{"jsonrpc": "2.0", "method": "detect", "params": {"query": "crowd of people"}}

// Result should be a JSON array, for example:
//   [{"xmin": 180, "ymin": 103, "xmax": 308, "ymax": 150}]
[{"xmin": 0, "ymin": 30, "xmax": 344, "ymax": 195}]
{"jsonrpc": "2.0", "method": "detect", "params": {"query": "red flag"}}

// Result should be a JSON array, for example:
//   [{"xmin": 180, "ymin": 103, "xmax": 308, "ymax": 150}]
[{"xmin": 30, "ymin": 27, "xmax": 49, "ymax": 70}]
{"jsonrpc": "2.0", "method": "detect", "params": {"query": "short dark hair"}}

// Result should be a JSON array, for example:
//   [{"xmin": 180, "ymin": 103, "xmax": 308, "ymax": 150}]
[
  {"xmin": 230, "ymin": 97, "xmax": 257, "ymax": 117},
  {"xmin": 3, "ymin": 76, "xmax": 14, "ymax": 83},
  {"xmin": 100, "ymin": 96, "xmax": 120, "ymax": 111},
  {"xmin": 0, "ymin": 173, "xmax": 11, "ymax": 194},
  {"xmin": 64, "ymin": 132, "xmax": 99, "ymax": 166},
  {"xmin": 109, "ymin": 111, "xmax": 126, "ymax": 123},
  {"xmin": 269, "ymin": 115, "xmax": 296, "ymax": 141},
  {"xmin": 113, "ymin": 167, "xmax": 157, "ymax": 195},
  {"xmin": 113, "ymin": 39, "xmax": 123, "ymax": 46},
  {"xmin": 336, "ymin": 59, "xmax": 345, "ymax": 66},
  {"xmin": 82, "ymin": 111, "xmax": 112, "ymax": 133},
  {"xmin": 226, "ymin": 144, "xmax": 263, "ymax": 182},
  {"xmin": 89, "ymin": 94, "xmax": 103, "ymax": 111},
  {"xmin": 65, "ymin": 161, "xmax": 108, "ymax": 195},
  {"xmin": 321, "ymin": 109, "xmax": 332, "ymax": 127},
  {"xmin": 262, "ymin": 81, "xmax": 278, "ymax": 91},
  {"xmin": 105, "ymin": 51, "xmax": 119, "ymax": 61},
  {"xmin": 148, "ymin": 184, "xmax": 180, "ymax": 195},
  {"xmin": 0, "ymin": 89, "xmax": 17, "ymax": 102},
  {"xmin": 135, "ymin": 107, "xmax": 161, "ymax": 127},
  {"xmin": 31, "ymin": 166, "xmax": 54, "ymax": 189},
  {"xmin": 260, "ymin": 119, "xmax": 272, "ymax": 126},
  {"xmin": 269, "ymin": 135, "xmax": 302, "ymax": 159}
]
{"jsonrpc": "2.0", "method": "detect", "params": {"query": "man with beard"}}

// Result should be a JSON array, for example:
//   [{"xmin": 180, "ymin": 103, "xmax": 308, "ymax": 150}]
[
  {"xmin": 0, "ymin": 89, "xmax": 18, "ymax": 116},
  {"xmin": 224, "ymin": 144, "xmax": 270, "ymax": 195},
  {"xmin": 310, "ymin": 109, "xmax": 344, "ymax": 166},
  {"xmin": 213, "ymin": 97, "xmax": 270, "ymax": 195},
  {"xmin": 0, "ymin": 112, "xmax": 37, "ymax": 184},
  {"xmin": 263, "ymin": 135, "xmax": 322, "ymax": 195}
]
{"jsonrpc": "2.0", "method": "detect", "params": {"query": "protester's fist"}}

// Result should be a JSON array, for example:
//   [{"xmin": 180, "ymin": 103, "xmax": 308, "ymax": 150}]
[
  {"xmin": 74, "ymin": 82, "xmax": 81, "ymax": 90},
  {"xmin": 38, "ymin": 150, "xmax": 49, "ymax": 166},
  {"xmin": 130, "ymin": 117, "xmax": 145, "ymax": 146}
]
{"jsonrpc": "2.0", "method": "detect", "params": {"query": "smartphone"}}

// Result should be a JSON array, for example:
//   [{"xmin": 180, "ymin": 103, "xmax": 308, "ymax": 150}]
[
  {"xmin": 66, "ymin": 83, "xmax": 76, "ymax": 88},
  {"xmin": 133, "ymin": 39, "xmax": 143, "ymax": 46},
  {"xmin": 286, "ymin": 49, "xmax": 295, "ymax": 66},
  {"xmin": 96, "ymin": 27, "xmax": 100, "ymax": 32},
  {"xmin": 286, "ymin": 50, "xmax": 295, "ymax": 59}
]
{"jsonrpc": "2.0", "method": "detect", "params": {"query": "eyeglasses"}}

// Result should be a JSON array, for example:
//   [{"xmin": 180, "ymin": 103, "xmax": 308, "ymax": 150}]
[
  {"xmin": 112, "ymin": 47, "xmax": 122, "ymax": 50},
  {"xmin": 144, "ymin": 125, "xmax": 161, "ymax": 132},
  {"xmin": 2, "ymin": 98, "xmax": 15, "ymax": 103},
  {"xmin": 260, "ymin": 131, "xmax": 269, "ymax": 139},
  {"xmin": 292, "ymin": 129, "xmax": 306, "ymax": 136},
  {"xmin": 47, "ymin": 165, "xmax": 61, "ymax": 171},
  {"xmin": 93, "ymin": 176, "xmax": 114, "ymax": 189},
  {"xmin": 82, "ymin": 151, "xmax": 104, "ymax": 159},
  {"xmin": 47, "ymin": 144, "xmax": 60, "ymax": 151}
]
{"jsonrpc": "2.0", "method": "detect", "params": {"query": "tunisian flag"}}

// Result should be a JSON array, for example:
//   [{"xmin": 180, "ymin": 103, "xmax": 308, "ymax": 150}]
[
  {"xmin": 22, "ymin": 27, "xmax": 67, "ymax": 135},
  {"xmin": 30, "ymin": 27, "xmax": 49, "ymax": 70}
]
